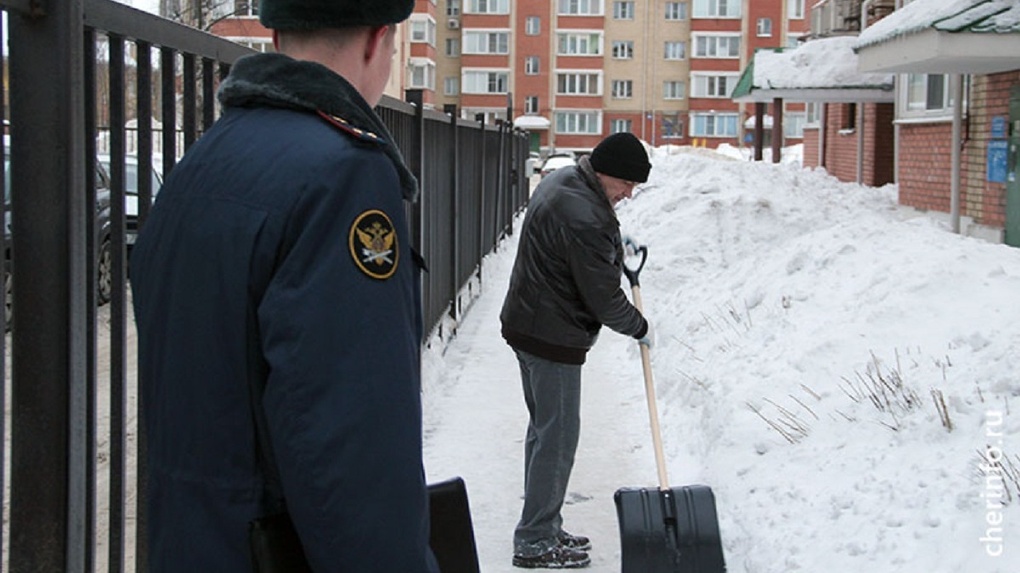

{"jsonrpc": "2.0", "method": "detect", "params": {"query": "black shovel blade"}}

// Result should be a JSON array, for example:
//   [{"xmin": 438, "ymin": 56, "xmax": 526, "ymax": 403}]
[
  {"xmin": 614, "ymin": 485, "xmax": 726, "ymax": 573},
  {"xmin": 428, "ymin": 477, "xmax": 481, "ymax": 573}
]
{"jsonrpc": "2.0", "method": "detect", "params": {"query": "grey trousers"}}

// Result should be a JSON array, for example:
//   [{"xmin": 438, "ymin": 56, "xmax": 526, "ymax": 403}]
[{"xmin": 512, "ymin": 349, "xmax": 583, "ymax": 557}]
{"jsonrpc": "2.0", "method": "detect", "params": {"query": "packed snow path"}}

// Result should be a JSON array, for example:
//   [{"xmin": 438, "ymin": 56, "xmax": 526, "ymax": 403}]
[{"xmin": 422, "ymin": 149, "xmax": 1020, "ymax": 573}]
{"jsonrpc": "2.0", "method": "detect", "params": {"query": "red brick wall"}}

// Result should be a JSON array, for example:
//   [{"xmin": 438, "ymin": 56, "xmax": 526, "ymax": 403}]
[
  {"xmin": 962, "ymin": 71, "xmax": 1018, "ymax": 228},
  {"xmin": 803, "ymin": 127, "xmax": 819, "ymax": 168},
  {"xmin": 822, "ymin": 102, "xmax": 894, "ymax": 187},
  {"xmin": 898, "ymin": 71, "xmax": 1019, "ymax": 228},
  {"xmin": 868, "ymin": 103, "xmax": 895, "ymax": 186},
  {"xmin": 898, "ymin": 122, "xmax": 956, "ymax": 212},
  {"xmin": 825, "ymin": 103, "xmax": 860, "ymax": 183}
]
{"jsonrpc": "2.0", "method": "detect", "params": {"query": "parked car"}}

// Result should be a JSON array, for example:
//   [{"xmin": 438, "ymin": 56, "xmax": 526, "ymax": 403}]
[
  {"xmin": 4, "ymin": 151, "xmax": 113, "ymax": 329},
  {"xmin": 539, "ymin": 153, "xmax": 577, "ymax": 179},
  {"xmin": 97, "ymin": 154, "xmax": 163, "ymax": 246},
  {"xmin": 528, "ymin": 151, "xmax": 542, "ymax": 175}
]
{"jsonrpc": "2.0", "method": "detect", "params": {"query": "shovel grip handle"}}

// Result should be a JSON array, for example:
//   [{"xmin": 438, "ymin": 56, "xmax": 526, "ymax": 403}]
[{"xmin": 623, "ymin": 245, "xmax": 647, "ymax": 287}]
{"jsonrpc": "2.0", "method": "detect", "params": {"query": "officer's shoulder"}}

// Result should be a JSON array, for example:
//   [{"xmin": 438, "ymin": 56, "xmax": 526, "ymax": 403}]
[{"xmin": 315, "ymin": 110, "xmax": 384, "ymax": 146}]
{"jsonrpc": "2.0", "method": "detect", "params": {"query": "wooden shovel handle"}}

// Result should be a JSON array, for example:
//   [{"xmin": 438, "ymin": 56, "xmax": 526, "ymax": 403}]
[{"xmin": 630, "ymin": 284, "xmax": 670, "ymax": 491}]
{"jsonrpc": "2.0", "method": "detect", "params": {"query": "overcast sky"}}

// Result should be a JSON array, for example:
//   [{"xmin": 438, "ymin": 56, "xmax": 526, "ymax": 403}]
[{"xmin": 120, "ymin": 0, "xmax": 159, "ymax": 15}]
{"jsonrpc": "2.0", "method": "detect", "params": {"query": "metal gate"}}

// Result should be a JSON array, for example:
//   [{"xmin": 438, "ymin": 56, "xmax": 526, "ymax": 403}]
[{"xmin": 0, "ymin": 1, "xmax": 529, "ymax": 571}]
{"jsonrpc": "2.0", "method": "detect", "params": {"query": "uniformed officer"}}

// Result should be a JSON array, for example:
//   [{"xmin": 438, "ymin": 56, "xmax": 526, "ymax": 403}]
[{"xmin": 129, "ymin": 1, "xmax": 439, "ymax": 571}]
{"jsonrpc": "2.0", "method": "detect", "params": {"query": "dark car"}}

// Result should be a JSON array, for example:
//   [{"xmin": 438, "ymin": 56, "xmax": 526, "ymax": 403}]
[{"xmin": 4, "ymin": 151, "xmax": 113, "ymax": 329}]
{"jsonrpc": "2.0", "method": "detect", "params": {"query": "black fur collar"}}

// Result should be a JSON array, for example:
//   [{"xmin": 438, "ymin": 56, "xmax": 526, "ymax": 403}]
[{"xmin": 218, "ymin": 52, "xmax": 419, "ymax": 202}]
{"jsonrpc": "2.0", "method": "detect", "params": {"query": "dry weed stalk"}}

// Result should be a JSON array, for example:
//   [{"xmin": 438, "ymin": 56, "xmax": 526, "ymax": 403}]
[
  {"xmin": 975, "ymin": 448, "xmax": 1020, "ymax": 505},
  {"xmin": 930, "ymin": 388, "xmax": 953, "ymax": 432}
]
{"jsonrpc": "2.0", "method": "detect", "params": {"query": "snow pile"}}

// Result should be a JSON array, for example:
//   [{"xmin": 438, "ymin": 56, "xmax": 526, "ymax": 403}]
[
  {"xmin": 856, "ymin": 0, "xmax": 1017, "ymax": 48},
  {"xmin": 422, "ymin": 149, "xmax": 1020, "ymax": 572},
  {"xmin": 754, "ymin": 36, "xmax": 894, "ymax": 89}
]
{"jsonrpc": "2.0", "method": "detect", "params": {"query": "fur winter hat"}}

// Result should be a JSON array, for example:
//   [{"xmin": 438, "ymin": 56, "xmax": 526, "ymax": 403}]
[
  {"xmin": 260, "ymin": 0, "xmax": 415, "ymax": 30},
  {"xmin": 589, "ymin": 133, "xmax": 651, "ymax": 183}
]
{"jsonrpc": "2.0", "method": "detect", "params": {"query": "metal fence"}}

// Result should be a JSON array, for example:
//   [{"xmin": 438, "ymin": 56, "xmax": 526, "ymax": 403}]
[{"xmin": 0, "ymin": 1, "xmax": 529, "ymax": 571}]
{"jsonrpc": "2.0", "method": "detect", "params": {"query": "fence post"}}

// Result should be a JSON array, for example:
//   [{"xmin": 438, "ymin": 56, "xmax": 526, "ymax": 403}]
[
  {"xmin": 493, "ymin": 119, "xmax": 507, "ymax": 252},
  {"xmin": 9, "ymin": 1, "xmax": 90, "ymax": 570},
  {"xmin": 443, "ymin": 104, "xmax": 460, "ymax": 321},
  {"xmin": 475, "ymin": 113, "xmax": 487, "ymax": 264},
  {"xmin": 403, "ymin": 89, "xmax": 426, "ymax": 329}
]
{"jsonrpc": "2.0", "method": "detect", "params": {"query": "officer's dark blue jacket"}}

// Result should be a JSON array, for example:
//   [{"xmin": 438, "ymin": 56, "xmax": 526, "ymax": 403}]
[{"xmin": 130, "ymin": 53, "xmax": 438, "ymax": 573}]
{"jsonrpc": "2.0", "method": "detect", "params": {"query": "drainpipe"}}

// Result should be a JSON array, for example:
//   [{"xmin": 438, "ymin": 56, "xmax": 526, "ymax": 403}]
[
  {"xmin": 858, "ymin": 0, "xmax": 874, "ymax": 184},
  {"xmin": 950, "ymin": 73, "xmax": 963, "ymax": 233},
  {"xmin": 857, "ymin": 101, "xmax": 864, "ymax": 183},
  {"xmin": 818, "ymin": 103, "xmax": 826, "ymax": 169}
]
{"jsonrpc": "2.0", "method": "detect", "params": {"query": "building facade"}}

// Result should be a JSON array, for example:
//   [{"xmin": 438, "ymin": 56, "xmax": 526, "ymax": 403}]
[
  {"xmin": 429, "ymin": 0, "xmax": 811, "ymax": 154},
  {"xmin": 205, "ymin": 0, "xmax": 812, "ymax": 155}
]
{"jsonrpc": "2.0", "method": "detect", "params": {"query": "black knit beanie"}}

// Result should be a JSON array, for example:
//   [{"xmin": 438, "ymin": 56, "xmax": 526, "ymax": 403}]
[
  {"xmin": 589, "ymin": 133, "xmax": 651, "ymax": 183},
  {"xmin": 260, "ymin": 0, "xmax": 415, "ymax": 30}
]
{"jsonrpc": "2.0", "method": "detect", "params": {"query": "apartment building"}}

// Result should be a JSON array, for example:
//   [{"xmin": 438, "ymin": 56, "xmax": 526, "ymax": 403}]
[
  {"xmin": 426, "ymin": 0, "xmax": 812, "ymax": 155},
  {"xmin": 206, "ymin": 1, "xmax": 811, "ymax": 155}
]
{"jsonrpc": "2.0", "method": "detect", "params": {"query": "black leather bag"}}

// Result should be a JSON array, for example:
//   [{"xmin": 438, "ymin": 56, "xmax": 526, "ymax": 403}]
[{"xmin": 249, "ymin": 511, "xmax": 312, "ymax": 573}]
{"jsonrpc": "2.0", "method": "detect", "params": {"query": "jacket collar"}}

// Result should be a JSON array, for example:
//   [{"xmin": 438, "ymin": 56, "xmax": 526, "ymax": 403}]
[
  {"xmin": 577, "ymin": 156, "xmax": 615, "ymax": 214},
  {"xmin": 217, "ymin": 52, "xmax": 419, "ymax": 203}
]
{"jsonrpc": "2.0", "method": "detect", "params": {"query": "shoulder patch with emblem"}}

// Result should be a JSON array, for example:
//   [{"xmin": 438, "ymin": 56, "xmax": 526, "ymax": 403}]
[
  {"xmin": 317, "ymin": 110, "xmax": 383, "ymax": 144},
  {"xmin": 350, "ymin": 209, "xmax": 399, "ymax": 280}
]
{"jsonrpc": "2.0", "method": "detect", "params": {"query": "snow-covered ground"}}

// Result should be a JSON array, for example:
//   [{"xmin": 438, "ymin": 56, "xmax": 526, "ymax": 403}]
[{"xmin": 421, "ymin": 146, "xmax": 1020, "ymax": 572}]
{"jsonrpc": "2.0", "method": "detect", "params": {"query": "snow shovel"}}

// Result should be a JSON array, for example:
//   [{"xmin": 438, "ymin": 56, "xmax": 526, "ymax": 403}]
[
  {"xmin": 614, "ymin": 243, "xmax": 726, "ymax": 573},
  {"xmin": 428, "ymin": 477, "xmax": 481, "ymax": 573}
]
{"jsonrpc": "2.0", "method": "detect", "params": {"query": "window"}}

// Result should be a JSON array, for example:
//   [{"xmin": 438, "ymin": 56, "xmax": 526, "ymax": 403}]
[
  {"xmin": 558, "ymin": 32, "xmax": 603, "ymax": 56},
  {"xmin": 525, "ymin": 96, "xmax": 540, "ymax": 114},
  {"xmin": 555, "ymin": 111, "xmax": 601, "ymax": 134},
  {"xmin": 784, "ymin": 112, "xmax": 806, "ymax": 138},
  {"xmin": 557, "ymin": 72, "xmax": 602, "ymax": 95},
  {"xmin": 806, "ymin": 102, "xmax": 821, "ymax": 126},
  {"xmin": 664, "ymin": 41, "xmax": 685, "ymax": 60},
  {"xmin": 691, "ymin": 74, "xmax": 738, "ymax": 97},
  {"xmin": 905, "ymin": 73, "xmax": 951, "ymax": 113},
  {"xmin": 467, "ymin": 0, "xmax": 509, "ymax": 14},
  {"xmin": 235, "ymin": 39, "xmax": 272, "ymax": 52},
  {"xmin": 525, "ymin": 56, "xmax": 540, "ymax": 75},
  {"xmin": 612, "ymin": 80, "xmax": 633, "ymax": 98},
  {"xmin": 558, "ymin": 0, "xmax": 603, "ymax": 16},
  {"xmin": 663, "ymin": 80, "xmax": 685, "ymax": 99},
  {"xmin": 463, "ymin": 70, "xmax": 509, "ymax": 94},
  {"xmin": 694, "ymin": 34, "xmax": 740, "ymax": 58},
  {"xmin": 525, "ymin": 16, "xmax": 541, "ymax": 35},
  {"xmin": 410, "ymin": 17, "xmax": 437, "ymax": 46},
  {"xmin": 611, "ymin": 119, "xmax": 632, "ymax": 133},
  {"xmin": 840, "ymin": 102, "xmax": 856, "ymax": 129},
  {"xmin": 408, "ymin": 60, "xmax": 435, "ymax": 90},
  {"xmin": 445, "ymin": 38, "xmax": 460, "ymax": 57},
  {"xmin": 463, "ymin": 31, "xmax": 510, "ymax": 54},
  {"xmin": 447, "ymin": 0, "xmax": 461, "ymax": 16},
  {"xmin": 613, "ymin": 1, "xmax": 635, "ymax": 19},
  {"xmin": 692, "ymin": 0, "xmax": 740, "ymax": 18},
  {"xmin": 444, "ymin": 76, "xmax": 459, "ymax": 95},
  {"xmin": 232, "ymin": 0, "xmax": 258, "ymax": 16},
  {"xmin": 612, "ymin": 41, "xmax": 634, "ymax": 59},
  {"xmin": 690, "ymin": 113, "xmax": 738, "ymax": 137},
  {"xmin": 787, "ymin": 0, "xmax": 804, "ymax": 19},
  {"xmin": 757, "ymin": 17, "xmax": 772, "ymax": 37},
  {"xmin": 665, "ymin": 2, "xmax": 687, "ymax": 20},
  {"xmin": 662, "ymin": 113, "xmax": 683, "ymax": 138}
]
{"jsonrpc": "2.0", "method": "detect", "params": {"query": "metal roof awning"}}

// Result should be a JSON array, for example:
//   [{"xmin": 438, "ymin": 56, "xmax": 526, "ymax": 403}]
[
  {"xmin": 854, "ymin": 0, "xmax": 1020, "ymax": 74},
  {"xmin": 732, "ymin": 36, "xmax": 895, "ymax": 104},
  {"xmin": 513, "ymin": 115, "xmax": 551, "ymax": 130}
]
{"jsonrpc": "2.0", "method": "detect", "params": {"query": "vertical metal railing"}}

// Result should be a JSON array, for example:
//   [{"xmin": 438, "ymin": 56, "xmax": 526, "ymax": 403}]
[{"xmin": 1, "ymin": 2, "xmax": 530, "ymax": 571}]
